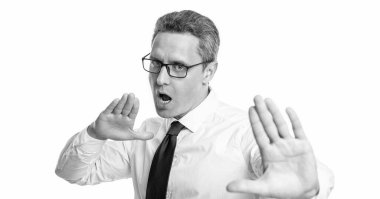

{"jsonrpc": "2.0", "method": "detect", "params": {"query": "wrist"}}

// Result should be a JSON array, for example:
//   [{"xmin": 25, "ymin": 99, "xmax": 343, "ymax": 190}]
[
  {"xmin": 301, "ymin": 184, "xmax": 320, "ymax": 199},
  {"xmin": 87, "ymin": 123, "xmax": 107, "ymax": 140}
]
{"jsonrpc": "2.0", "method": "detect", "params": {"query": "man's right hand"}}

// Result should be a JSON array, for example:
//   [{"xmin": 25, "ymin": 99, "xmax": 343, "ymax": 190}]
[{"xmin": 87, "ymin": 93, "xmax": 154, "ymax": 141}]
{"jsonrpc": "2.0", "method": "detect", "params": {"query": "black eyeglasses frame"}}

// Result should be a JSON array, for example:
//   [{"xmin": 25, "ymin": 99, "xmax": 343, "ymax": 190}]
[{"xmin": 141, "ymin": 53, "xmax": 211, "ymax": 78}]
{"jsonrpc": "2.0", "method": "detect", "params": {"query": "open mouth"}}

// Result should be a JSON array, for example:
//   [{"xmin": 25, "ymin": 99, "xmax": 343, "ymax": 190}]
[{"xmin": 158, "ymin": 93, "xmax": 172, "ymax": 104}]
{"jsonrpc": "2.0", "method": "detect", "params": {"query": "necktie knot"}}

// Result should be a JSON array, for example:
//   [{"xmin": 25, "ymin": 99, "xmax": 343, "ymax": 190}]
[{"xmin": 167, "ymin": 121, "xmax": 185, "ymax": 136}]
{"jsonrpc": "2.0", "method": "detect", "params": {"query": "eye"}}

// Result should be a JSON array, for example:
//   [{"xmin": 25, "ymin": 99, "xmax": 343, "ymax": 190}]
[
  {"xmin": 150, "ymin": 60, "xmax": 161, "ymax": 68},
  {"xmin": 172, "ymin": 64, "xmax": 186, "ymax": 71}
]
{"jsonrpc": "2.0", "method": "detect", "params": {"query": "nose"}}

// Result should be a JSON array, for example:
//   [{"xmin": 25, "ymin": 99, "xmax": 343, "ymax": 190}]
[{"xmin": 156, "ymin": 66, "xmax": 170, "ymax": 85}]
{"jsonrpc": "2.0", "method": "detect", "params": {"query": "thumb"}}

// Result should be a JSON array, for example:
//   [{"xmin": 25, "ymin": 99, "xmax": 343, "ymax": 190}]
[
  {"xmin": 227, "ymin": 179, "xmax": 269, "ymax": 196},
  {"xmin": 132, "ymin": 131, "xmax": 154, "ymax": 140}
]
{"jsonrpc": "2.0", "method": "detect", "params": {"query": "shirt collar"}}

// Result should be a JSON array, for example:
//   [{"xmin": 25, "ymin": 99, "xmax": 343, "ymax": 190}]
[{"xmin": 168, "ymin": 89, "xmax": 219, "ymax": 133}]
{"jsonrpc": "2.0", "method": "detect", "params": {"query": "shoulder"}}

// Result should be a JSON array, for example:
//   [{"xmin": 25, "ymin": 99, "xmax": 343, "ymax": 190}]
[
  {"xmin": 210, "ymin": 100, "xmax": 255, "ymax": 149},
  {"xmin": 215, "ymin": 100, "xmax": 250, "ymax": 125},
  {"xmin": 207, "ymin": 100, "xmax": 252, "ymax": 139}
]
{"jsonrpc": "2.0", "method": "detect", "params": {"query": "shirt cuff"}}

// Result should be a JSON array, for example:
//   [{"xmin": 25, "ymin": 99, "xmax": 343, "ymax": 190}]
[
  {"xmin": 312, "ymin": 162, "xmax": 335, "ymax": 199},
  {"xmin": 71, "ymin": 127, "xmax": 107, "ymax": 156}
]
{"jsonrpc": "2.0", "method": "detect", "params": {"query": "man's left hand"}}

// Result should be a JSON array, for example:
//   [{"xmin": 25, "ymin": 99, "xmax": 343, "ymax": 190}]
[{"xmin": 227, "ymin": 96, "xmax": 319, "ymax": 199}]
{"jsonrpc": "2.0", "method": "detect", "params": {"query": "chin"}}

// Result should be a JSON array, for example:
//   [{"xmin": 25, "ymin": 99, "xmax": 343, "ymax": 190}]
[
  {"xmin": 155, "ymin": 108, "xmax": 175, "ymax": 118},
  {"xmin": 156, "ymin": 111, "xmax": 172, "ymax": 118},
  {"xmin": 155, "ymin": 107, "xmax": 185, "ymax": 119}
]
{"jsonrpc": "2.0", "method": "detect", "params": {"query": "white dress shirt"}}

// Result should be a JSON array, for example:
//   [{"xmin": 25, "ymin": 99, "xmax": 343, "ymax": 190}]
[{"xmin": 56, "ymin": 90, "xmax": 334, "ymax": 199}]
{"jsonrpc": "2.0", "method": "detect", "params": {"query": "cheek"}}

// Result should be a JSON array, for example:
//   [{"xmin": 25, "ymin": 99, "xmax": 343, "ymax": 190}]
[
  {"xmin": 174, "ymin": 77, "xmax": 203, "ymax": 102},
  {"xmin": 149, "ymin": 75, "xmax": 156, "ymax": 87}
]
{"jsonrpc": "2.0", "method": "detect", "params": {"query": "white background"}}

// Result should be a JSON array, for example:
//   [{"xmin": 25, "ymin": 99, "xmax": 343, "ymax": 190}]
[{"xmin": 1, "ymin": 0, "xmax": 379, "ymax": 198}]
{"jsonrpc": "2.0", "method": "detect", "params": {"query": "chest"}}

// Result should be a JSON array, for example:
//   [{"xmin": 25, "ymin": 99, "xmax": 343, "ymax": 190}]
[
  {"xmin": 133, "ymin": 127, "xmax": 252, "ymax": 198},
  {"xmin": 167, "ymin": 134, "xmax": 250, "ymax": 196}
]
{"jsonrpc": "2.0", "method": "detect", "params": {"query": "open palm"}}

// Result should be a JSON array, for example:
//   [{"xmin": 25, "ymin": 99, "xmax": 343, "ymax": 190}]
[
  {"xmin": 227, "ymin": 96, "xmax": 319, "ymax": 199},
  {"xmin": 89, "ymin": 93, "xmax": 153, "ymax": 141}
]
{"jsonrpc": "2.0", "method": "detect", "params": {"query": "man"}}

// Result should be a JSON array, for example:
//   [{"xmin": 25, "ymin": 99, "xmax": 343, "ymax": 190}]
[{"xmin": 56, "ymin": 10, "xmax": 334, "ymax": 199}]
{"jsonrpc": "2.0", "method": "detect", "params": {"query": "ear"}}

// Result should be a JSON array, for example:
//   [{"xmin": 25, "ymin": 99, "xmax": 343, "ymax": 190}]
[{"xmin": 202, "ymin": 62, "xmax": 218, "ymax": 85}]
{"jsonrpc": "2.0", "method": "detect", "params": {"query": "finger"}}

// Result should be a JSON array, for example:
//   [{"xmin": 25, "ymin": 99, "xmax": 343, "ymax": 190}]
[
  {"xmin": 227, "ymin": 179, "xmax": 269, "ymax": 196},
  {"xmin": 128, "ymin": 97, "xmax": 140, "ymax": 119},
  {"xmin": 249, "ymin": 106, "xmax": 270, "ymax": 147},
  {"xmin": 286, "ymin": 107, "xmax": 307, "ymax": 140},
  {"xmin": 265, "ymin": 98, "xmax": 291, "ymax": 139},
  {"xmin": 254, "ymin": 95, "xmax": 280, "ymax": 142},
  {"xmin": 103, "ymin": 98, "xmax": 119, "ymax": 114},
  {"xmin": 121, "ymin": 93, "xmax": 135, "ymax": 116},
  {"xmin": 112, "ymin": 131, "xmax": 154, "ymax": 141},
  {"xmin": 113, "ymin": 93, "xmax": 128, "ymax": 114}
]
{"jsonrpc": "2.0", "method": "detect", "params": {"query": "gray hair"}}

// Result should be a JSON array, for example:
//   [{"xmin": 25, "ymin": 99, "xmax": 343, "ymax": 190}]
[{"xmin": 152, "ymin": 10, "xmax": 220, "ymax": 66}]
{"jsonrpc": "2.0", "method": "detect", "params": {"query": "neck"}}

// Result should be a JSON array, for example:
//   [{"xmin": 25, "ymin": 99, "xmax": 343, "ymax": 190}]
[{"xmin": 174, "ymin": 87, "xmax": 210, "ymax": 120}]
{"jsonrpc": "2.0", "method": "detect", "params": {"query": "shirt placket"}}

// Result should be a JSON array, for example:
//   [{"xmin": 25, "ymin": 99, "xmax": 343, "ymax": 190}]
[{"xmin": 166, "ymin": 129, "xmax": 187, "ymax": 199}]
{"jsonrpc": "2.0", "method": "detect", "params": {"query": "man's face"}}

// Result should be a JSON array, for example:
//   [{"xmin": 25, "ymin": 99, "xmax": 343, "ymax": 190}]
[{"xmin": 149, "ymin": 32, "xmax": 208, "ymax": 119}]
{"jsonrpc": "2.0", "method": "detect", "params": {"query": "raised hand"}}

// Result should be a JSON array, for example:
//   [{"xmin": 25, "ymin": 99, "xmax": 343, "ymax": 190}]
[
  {"xmin": 88, "ymin": 93, "xmax": 154, "ymax": 141},
  {"xmin": 227, "ymin": 96, "xmax": 319, "ymax": 199}
]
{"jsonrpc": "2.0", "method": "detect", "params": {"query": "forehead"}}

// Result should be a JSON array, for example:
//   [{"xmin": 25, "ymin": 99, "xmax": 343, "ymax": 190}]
[{"xmin": 151, "ymin": 32, "xmax": 201, "ymax": 63}]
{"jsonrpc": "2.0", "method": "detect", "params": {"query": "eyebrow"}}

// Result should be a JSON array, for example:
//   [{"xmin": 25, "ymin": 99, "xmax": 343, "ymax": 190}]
[
  {"xmin": 149, "ymin": 54, "xmax": 159, "ymax": 60},
  {"xmin": 149, "ymin": 55, "xmax": 188, "ymax": 66}
]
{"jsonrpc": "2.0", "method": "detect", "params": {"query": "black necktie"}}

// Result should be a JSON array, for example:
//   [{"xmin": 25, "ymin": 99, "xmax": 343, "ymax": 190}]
[{"xmin": 146, "ymin": 121, "xmax": 185, "ymax": 199}]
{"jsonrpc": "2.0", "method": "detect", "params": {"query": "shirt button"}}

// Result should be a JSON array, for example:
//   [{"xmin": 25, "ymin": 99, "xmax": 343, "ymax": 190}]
[
  {"xmin": 166, "ymin": 191, "xmax": 171, "ymax": 199},
  {"xmin": 172, "ymin": 155, "xmax": 179, "ymax": 166}
]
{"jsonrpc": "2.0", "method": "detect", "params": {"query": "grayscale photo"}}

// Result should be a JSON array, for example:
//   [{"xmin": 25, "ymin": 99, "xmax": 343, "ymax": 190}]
[{"xmin": 1, "ymin": 1, "xmax": 379, "ymax": 199}]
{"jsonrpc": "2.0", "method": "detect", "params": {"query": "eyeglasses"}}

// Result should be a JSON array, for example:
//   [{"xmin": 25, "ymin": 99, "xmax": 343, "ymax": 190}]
[{"xmin": 142, "ymin": 53, "xmax": 211, "ymax": 78}]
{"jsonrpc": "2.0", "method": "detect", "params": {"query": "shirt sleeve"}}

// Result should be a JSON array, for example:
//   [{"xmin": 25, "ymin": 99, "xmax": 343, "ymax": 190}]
[
  {"xmin": 312, "ymin": 161, "xmax": 335, "ymax": 199},
  {"xmin": 55, "ymin": 124, "xmax": 134, "ymax": 185}
]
